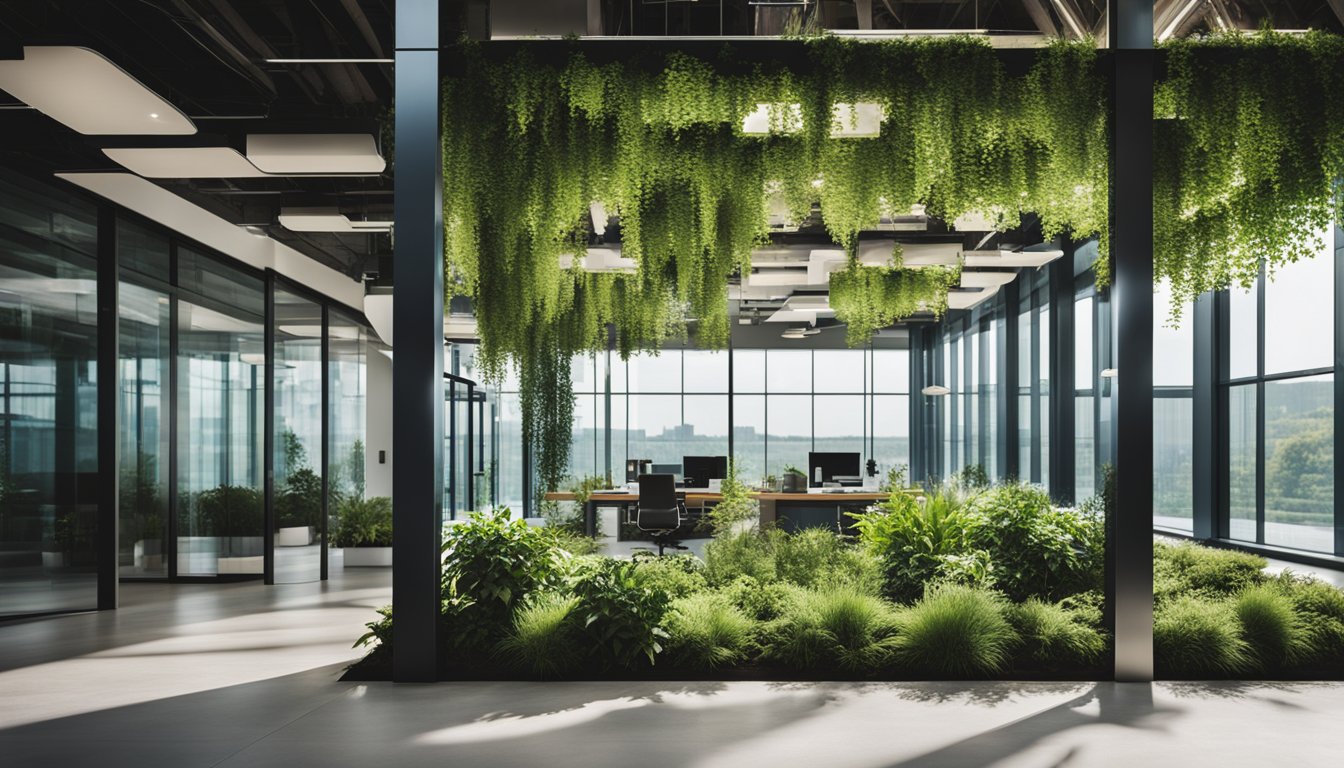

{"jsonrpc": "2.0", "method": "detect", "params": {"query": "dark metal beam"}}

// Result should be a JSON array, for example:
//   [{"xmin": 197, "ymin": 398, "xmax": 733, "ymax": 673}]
[
  {"xmin": 392, "ymin": 0, "xmax": 444, "ymax": 683},
  {"xmin": 264, "ymin": 269, "xmax": 277, "ymax": 585},
  {"xmin": 1192, "ymin": 291, "xmax": 1216, "ymax": 540},
  {"xmin": 96, "ymin": 206, "xmax": 119, "ymax": 610},
  {"xmin": 1108, "ymin": 0, "xmax": 1155, "ymax": 683}
]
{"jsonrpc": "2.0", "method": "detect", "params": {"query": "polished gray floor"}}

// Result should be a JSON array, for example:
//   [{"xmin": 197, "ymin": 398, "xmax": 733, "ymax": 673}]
[{"xmin": 3, "ymin": 567, "xmax": 1344, "ymax": 767}]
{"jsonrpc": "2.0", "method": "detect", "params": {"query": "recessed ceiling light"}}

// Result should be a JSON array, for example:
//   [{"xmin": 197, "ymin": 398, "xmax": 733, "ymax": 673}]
[{"xmin": 0, "ymin": 47, "xmax": 195, "ymax": 135}]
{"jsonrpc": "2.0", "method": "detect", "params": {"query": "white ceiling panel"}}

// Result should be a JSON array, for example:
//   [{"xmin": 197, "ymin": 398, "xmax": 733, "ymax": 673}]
[
  {"xmin": 103, "ymin": 147, "xmax": 266, "ymax": 178},
  {"xmin": 247, "ymin": 133, "xmax": 386, "ymax": 174},
  {"xmin": 0, "ymin": 46, "xmax": 196, "ymax": 135}
]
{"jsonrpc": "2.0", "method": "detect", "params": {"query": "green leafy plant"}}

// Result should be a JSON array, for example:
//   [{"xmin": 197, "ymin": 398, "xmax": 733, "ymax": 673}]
[
  {"xmin": 1154, "ymin": 30, "xmax": 1344, "ymax": 318},
  {"xmin": 663, "ymin": 592, "xmax": 757, "ymax": 670},
  {"xmin": 193, "ymin": 484, "xmax": 262, "ymax": 537},
  {"xmin": 773, "ymin": 527, "xmax": 882, "ymax": 594},
  {"xmin": 1154, "ymin": 596, "xmax": 1252, "ymax": 677},
  {"xmin": 568, "ymin": 558, "xmax": 671, "ymax": 668},
  {"xmin": 878, "ymin": 464, "xmax": 909, "ymax": 493},
  {"xmin": 964, "ymin": 483, "xmax": 1102, "ymax": 602},
  {"xmin": 703, "ymin": 529, "xmax": 779, "ymax": 587},
  {"xmin": 701, "ymin": 460, "xmax": 759, "ymax": 536},
  {"xmin": 1153, "ymin": 540, "xmax": 1268, "ymax": 604},
  {"xmin": 495, "ymin": 593, "xmax": 583, "ymax": 677},
  {"xmin": 892, "ymin": 584, "xmax": 1017, "ymax": 677},
  {"xmin": 332, "ymin": 497, "xmax": 392, "ymax": 548},
  {"xmin": 849, "ymin": 486, "xmax": 980, "ymax": 602},
  {"xmin": 440, "ymin": 508, "xmax": 566, "ymax": 655},
  {"xmin": 630, "ymin": 552, "xmax": 707, "ymax": 599}
]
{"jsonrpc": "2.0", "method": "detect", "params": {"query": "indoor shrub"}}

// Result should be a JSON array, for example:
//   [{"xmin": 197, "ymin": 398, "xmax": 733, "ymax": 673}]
[
  {"xmin": 964, "ymin": 483, "xmax": 1102, "ymax": 602},
  {"xmin": 773, "ymin": 527, "xmax": 882, "ymax": 594},
  {"xmin": 1154, "ymin": 596, "xmax": 1252, "ymax": 677},
  {"xmin": 701, "ymin": 460, "xmax": 759, "ymax": 536},
  {"xmin": 568, "ymin": 558, "xmax": 671, "ymax": 669},
  {"xmin": 716, "ymin": 575, "xmax": 801, "ymax": 622},
  {"xmin": 764, "ymin": 586, "xmax": 901, "ymax": 672},
  {"xmin": 440, "ymin": 508, "xmax": 566, "ymax": 654},
  {"xmin": 892, "ymin": 584, "xmax": 1017, "ymax": 677},
  {"xmin": 1153, "ymin": 540, "xmax": 1268, "ymax": 603},
  {"xmin": 495, "ymin": 593, "xmax": 583, "ymax": 678},
  {"xmin": 631, "ymin": 552, "xmax": 707, "ymax": 599},
  {"xmin": 1282, "ymin": 577, "xmax": 1344, "ymax": 663},
  {"xmin": 850, "ymin": 486, "xmax": 979, "ymax": 603},
  {"xmin": 194, "ymin": 484, "xmax": 262, "ymax": 537},
  {"xmin": 703, "ymin": 529, "xmax": 778, "ymax": 587},
  {"xmin": 1006, "ymin": 598, "xmax": 1106, "ymax": 669},
  {"xmin": 1235, "ymin": 584, "xmax": 1309, "ymax": 671},
  {"xmin": 663, "ymin": 592, "xmax": 757, "ymax": 670},
  {"xmin": 332, "ymin": 496, "xmax": 392, "ymax": 548}
]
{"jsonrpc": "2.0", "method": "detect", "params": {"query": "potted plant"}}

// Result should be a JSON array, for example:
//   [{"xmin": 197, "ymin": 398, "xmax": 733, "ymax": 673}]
[
  {"xmin": 333, "ymin": 496, "xmax": 392, "ymax": 566},
  {"xmin": 781, "ymin": 465, "xmax": 807, "ymax": 493},
  {"xmin": 276, "ymin": 466, "xmax": 321, "ymax": 546},
  {"xmin": 192, "ymin": 484, "xmax": 264, "ymax": 574}
]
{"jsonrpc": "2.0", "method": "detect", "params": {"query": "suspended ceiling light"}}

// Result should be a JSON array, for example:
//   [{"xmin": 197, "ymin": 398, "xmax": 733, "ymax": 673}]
[
  {"xmin": 0, "ymin": 47, "xmax": 196, "ymax": 135},
  {"xmin": 921, "ymin": 384, "xmax": 952, "ymax": 397},
  {"xmin": 1100, "ymin": 368, "xmax": 1118, "ymax": 379},
  {"xmin": 103, "ymin": 147, "xmax": 267, "ymax": 178},
  {"xmin": 246, "ymin": 134, "xmax": 386, "ymax": 175},
  {"xmin": 780, "ymin": 326, "xmax": 820, "ymax": 339},
  {"xmin": 278, "ymin": 207, "xmax": 392, "ymax": 233}
]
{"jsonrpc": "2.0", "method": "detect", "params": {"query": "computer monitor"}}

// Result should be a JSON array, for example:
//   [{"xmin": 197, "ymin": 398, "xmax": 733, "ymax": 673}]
[
  {"xmin": 808, "ymin": 452, "xmax": 862, "ymax": 487},
  {"xmin": 650, "ymin": 463, "xmax": 683, "ymax": 480},
  {"xmin": 682, "ymin": 455, "xmax": 728, "ymax": 488}
]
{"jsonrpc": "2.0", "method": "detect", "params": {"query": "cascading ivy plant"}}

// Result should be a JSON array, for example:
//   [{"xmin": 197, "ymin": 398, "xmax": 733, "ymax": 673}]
[
  {"xmin": 1154, "ymin": 30, "xmax": 1344, "ymax": 320},
  {"xmin": 828, "ymin": 254, "xmax": 962, "ymax": 347},
  {"xmin": 441, "ymin": 37, "xmax": 1108, "ymax": 490}
]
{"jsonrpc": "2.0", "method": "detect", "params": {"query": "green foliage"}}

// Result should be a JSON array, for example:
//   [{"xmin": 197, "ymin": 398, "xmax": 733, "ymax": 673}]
[
  {"xmin": 703, "ymin": 529, "xmax": 779, "ymax": 587},
  {"xmin": 717, "ymin": 575, "xmax": 802, "ymax": 622},
  {"xmin": 827, "ymin": 257, "xmax": 959, "ymax": 345},
  {"xmin": 663, "ymin": 592, "xmax": 757, "ymax": 669},
  {"xmin": 440, "ymin": 509, "xmax": 566, "ymax": 654},
  {"xmin": 1154, "ymin": 596, "xmax": 1252, "ymax": 677},
  {"xmin": 1153, "ymin": 540, "xmax": 1268, "ymax": 603},
  {"xmin": 1282, "ymin": 577, "xmax": 1344, "ymax": 663},
  {"xmin": 568, "ymin": 558, "xmax": 671, "ymax": 668},
  {"xmin": 332, "ymin": 496, "xmax": 392, "ymax": 548},
  {"xmin": 630, "ymin": 552, "xmax": 707, "ymax": 599},
  {"xmin": 354, "ymin": 604, "xmax": 394, "ymax": 658},
  {"xmin": 892, "ymin": 584, "xmax": 1018, "ymax": 677},
  {"xmin": 879, "ymin": 464, "xmax": 909, "ymax": 493},
  {"xmin": 702, "ymin": 460, "xmax": 759, "ymax": 536},
  {"xmin": 764, "ymin": 586, "xmax": 902, "ymax": 672},
  {"xmin": 1006, "ymin": 598, "xmax": 1106, "ymax": 668},
  {"xmin": 964, "ymin": 483, "xmax": 1103, "ymax": 602},
  {"xmin": 1235, "ymin": 584, "xmax": 1309, "ymax": 671},
  {"xmin": 1154, "ymin": 31, "xmax": 1344, "ymax": 318},
  {"xmin": 495, "ymin": 593, "xmax": 583, "ymax": 677},
  {"xmin": 193, "ymin": 484, "xmax": 262, "ymax": 537},
  {"xmin": 850, "ymin": 487, "xmax": 982, "ymax": 603},
  {"xmin": 444, "ymin": 39, "xmax": 1107, "ymax": 489}
]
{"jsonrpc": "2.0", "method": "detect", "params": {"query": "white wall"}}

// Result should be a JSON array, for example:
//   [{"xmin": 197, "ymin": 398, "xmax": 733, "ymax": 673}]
[{"xmin": 365, "ymin": 344, "xmax": 393, "ymax": 498}]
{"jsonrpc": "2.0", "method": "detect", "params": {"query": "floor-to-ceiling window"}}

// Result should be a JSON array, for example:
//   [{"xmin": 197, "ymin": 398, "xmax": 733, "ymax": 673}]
[
  {"xmin": 273, "ymin": 286, "xmax": 324, "ymax": 582},
  {"xmin": 0, "ymin": 173, "xmax": 99, "ymax": 616},
  {"xmin": 176, "ymin": 249, "xmax": 265, "ymax": 577},
  {"xmin": 117, "ymin": 222, "xmax": 171, "ymax": 578},
  {"xmin": 1074, "ymin": 290, "xmax": 1097, "ymax": 501},
  {"xmin": 1153, "ymin": 281, "xmax": 1194, "ymax": 532},
  {"xmin": 1222, "ymin": 240, "xmax": 1336, "ymax": 553}
]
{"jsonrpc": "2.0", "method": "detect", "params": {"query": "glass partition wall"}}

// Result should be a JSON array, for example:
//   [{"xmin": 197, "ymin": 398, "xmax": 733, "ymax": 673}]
[{"xmin": 273, "ymin": 287, "xmax": 325, "ymax": 583}]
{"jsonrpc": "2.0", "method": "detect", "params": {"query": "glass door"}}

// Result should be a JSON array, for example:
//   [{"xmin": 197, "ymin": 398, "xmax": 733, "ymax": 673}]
[{"xmin": 273, "ymin": 287, "xmax": 324, "ymax": 583}]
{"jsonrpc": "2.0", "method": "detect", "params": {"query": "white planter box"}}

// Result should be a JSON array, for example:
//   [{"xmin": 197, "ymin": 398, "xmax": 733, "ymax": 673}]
[
  {"xmin": 134, "ymin": 539, "xmax": 164, "ymax": 570},
  {"xmin": 41, "ymin": 551, "xmax": 66, "ymax": 568},
  {"xmin": 343, "ymin": 547, "xmax": 392, "ymax": 567},
  {"xmin": 277, "ymin": 526, "xmax": 311, "ymax": 547}
]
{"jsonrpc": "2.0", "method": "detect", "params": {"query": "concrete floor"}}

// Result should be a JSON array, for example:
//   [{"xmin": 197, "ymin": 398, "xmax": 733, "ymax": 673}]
[{"xmin": 3, "ymin": 568, "xmax": 1344, "ymax": 767}]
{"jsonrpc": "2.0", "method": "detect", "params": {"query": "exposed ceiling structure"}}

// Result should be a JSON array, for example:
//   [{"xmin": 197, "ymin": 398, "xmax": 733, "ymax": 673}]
[{"xmin": 0, "ymin": 0, "xmax": 395, "ymax": 282}]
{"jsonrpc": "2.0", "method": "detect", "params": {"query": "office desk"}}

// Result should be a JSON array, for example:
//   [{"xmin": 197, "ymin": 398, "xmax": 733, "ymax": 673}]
[{"xmin": 542, "ymin": 490, "xmax": 892, "ymax": 536}]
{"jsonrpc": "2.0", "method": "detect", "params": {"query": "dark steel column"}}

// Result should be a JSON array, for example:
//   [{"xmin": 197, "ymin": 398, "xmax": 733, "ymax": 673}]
[
  {"xmin": 1191, "ymin": 292, "xmax": 1216, "ymax": 540},
  {"xmin": 96, "ymin": 206, "xmax": 119, "ymax": 609},
  {"xmin": 1335, "ymin": 225, "xmax": 1344, "ymax": 556},
  {"xmin": 1049, "ymin": 253, "xmax": 1075, "ymax": 503},
  {"xmin": 393, "ymin": 0, "xmax": 444, "ymax": 683},
  {"xmin": 320, "ymin": 303, "xmax": 330, "ymax": 581},
  {"xmin": 1109, "ymin": 0, "xmax": 1155, "ymax": 682}
]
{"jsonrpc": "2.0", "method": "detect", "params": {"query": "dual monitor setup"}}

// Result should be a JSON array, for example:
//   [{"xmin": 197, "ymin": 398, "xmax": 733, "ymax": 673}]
[{"xmin": 624, "ymin": 452, "xmax": 865, "ymax": 490}]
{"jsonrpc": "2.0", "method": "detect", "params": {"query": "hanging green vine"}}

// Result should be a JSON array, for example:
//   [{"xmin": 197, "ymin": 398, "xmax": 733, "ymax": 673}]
[
  {"xmin": 828, "ymin": 256, "xmax": 961, "ymax": 347},
  {"xmin": 442, "ymin": 37, "xmax": 1107, "ymax": 490},
  {"xmin": 1154, "ymin": 30, "xmax": 1344, "ymax": 319}
]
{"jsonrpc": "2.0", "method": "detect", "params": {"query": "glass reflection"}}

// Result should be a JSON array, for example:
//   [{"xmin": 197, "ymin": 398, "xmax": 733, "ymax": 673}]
[{"xmin": 274, "ymin": 287, "xmax": 324, "ymax": 583}]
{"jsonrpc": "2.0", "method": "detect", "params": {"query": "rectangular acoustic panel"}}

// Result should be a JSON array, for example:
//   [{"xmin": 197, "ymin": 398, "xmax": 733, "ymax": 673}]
[
  {"xmin": 0, "ymin": 46, "xmax": 195, "ymax": 135},
  {"xmin": 103, "ymin": 147, "xmax": 266, "ymax": 178}
]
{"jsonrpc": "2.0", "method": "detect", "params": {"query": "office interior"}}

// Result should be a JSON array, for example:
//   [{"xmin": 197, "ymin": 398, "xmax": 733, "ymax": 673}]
[{"xmin": 3, "ymin": 3, "xmax": 1344, "ymax": 765}]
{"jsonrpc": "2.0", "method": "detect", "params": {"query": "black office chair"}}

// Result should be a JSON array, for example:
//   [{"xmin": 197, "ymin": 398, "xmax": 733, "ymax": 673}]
[{"xmin": 636, "ymin": 474, "xmax": 687, "ymax": 556}]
